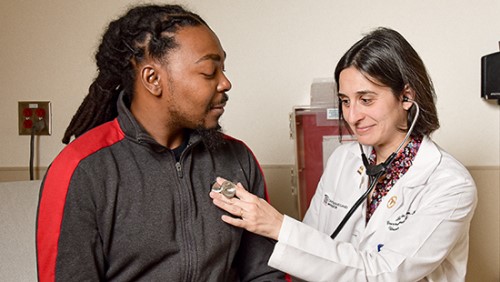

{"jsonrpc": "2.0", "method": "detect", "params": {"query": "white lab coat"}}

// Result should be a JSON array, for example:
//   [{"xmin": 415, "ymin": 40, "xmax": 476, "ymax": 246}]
[{"xmin": 269, "ymin": 136, "xmax": 477, "ymax": 282}]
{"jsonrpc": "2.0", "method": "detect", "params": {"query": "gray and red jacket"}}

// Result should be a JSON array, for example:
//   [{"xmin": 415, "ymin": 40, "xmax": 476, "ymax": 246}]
[{"xmin": 36, "ymin": 94, "xmax": 285, "ymax": 281}]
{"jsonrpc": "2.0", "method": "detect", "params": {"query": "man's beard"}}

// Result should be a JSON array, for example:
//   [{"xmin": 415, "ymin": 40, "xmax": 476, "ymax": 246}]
[{"xmin": 195, "ymin": 124, "xmax": 226, "ymax": 151}]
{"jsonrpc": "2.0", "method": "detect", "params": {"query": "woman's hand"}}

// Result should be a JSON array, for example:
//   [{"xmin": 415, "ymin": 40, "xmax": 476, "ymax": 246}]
[{"xmin": 209, "ymin": 177, "xmax": 284, "ymax": 241}]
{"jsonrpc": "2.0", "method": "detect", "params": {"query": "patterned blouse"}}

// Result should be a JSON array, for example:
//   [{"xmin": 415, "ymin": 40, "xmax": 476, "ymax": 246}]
[{"xmin": 366, "ymin": 135, "xmax": 422, "ymax": 223}]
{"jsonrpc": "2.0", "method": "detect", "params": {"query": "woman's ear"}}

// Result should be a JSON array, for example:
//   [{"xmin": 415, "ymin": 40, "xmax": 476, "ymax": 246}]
[
  {"xmin": 140, "ymin": 65, "xmax": 162, "ymax": 96},
  {"xmin": 402, "ymin": 84, "xmax": 416, "ymax": 110}
]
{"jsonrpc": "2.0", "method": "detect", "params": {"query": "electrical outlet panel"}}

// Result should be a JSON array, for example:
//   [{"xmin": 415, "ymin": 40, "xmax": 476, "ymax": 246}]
[{"xmin": 18, "ymin": 101, "xmax": 51, "ymax": 135}]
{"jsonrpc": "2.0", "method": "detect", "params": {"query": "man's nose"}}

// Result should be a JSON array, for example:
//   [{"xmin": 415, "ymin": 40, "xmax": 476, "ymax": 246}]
[{"xmin": 217, "ymin": 73, "xmax": 232, "ymax": 92}]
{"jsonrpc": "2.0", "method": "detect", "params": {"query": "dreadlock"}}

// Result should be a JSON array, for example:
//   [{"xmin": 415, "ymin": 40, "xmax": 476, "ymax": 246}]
[{"xmin": 62, "ymin": 4, "xmax": 207, "ymax": 144}]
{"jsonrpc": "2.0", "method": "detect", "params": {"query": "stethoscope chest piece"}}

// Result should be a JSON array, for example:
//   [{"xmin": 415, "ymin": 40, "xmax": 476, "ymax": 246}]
[{"xmin": 211, "ymin": 180, "xmax": 237, "ymax": 198}]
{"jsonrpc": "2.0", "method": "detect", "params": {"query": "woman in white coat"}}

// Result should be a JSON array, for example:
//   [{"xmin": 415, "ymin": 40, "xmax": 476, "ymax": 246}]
[{"xmin": 210, "ymin": 27, "xmax": 477, "ymax": 282}]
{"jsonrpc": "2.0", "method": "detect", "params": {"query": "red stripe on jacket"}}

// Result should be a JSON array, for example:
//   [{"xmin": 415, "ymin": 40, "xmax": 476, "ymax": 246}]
[{"xmin": 36, "ymin": 119, "xmax": 125, "ymax": 282}]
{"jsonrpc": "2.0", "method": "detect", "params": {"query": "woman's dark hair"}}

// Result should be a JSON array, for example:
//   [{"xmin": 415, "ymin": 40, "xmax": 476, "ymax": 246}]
[
  {"xmin": 62, "ymin": 4, "xmax": 207, "ymax": 144},
  {"xmin": 334, "ymin": 27, "xmax": 440, "ymax": 137}
]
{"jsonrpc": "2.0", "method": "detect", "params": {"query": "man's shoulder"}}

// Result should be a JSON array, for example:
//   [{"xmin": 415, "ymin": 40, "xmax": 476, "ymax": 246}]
[
  {"xmin": 221, "ymin": 133, "xmax": 243, "ymax": 144},
  {"xmin": 52, "ymin": 120, "xmax": 125, "ymax": 170},
  {"xmin": 210, "ymin": 133, "xmax": 258, "ymax": 165},
  {"xmin": 220, "ymin": 133, "xmax": 251, "ymax": 151}
]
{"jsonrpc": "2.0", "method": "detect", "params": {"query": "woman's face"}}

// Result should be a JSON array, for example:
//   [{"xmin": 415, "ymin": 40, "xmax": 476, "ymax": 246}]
[{"xmin": 338, "ymin": 66, "xmax": 409, "ymax": 154}]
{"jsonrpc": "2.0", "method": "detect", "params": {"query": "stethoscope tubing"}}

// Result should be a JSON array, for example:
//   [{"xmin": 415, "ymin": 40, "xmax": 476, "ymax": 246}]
[
  {"xmin": 329, "ymin": 98, "xmax": 420, "ymax": 240},
  {"xmin": 330, "ymin": 172, "xmax": 382, "ymax": 239}
]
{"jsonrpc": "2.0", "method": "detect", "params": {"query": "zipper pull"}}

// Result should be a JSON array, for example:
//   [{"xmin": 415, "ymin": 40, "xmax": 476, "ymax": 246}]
[{"xmin": 175, "ymin": 162, "xmax": 183, "ymax": 178}]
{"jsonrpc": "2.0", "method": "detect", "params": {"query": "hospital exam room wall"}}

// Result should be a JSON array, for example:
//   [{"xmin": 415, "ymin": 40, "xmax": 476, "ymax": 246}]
[{"xmin": 0, "ymin": 1, "xmax": 498, "ymax": 281}]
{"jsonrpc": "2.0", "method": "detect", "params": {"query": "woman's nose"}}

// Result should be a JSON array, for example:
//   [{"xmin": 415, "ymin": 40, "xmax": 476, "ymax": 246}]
[{"xmin": 345, "ymin": 103, "xmax": 363, "ymax": 124}]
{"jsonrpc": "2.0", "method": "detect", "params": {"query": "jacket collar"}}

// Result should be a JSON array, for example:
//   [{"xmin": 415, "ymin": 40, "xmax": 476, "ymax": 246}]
[{"xmin": 116, "ymin": 91, "xmax": 202, "ymax": 153}]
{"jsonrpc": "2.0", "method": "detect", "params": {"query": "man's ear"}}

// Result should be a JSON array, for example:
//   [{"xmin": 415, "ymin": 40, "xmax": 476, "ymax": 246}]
[
  {"xmin": 140, "ymin": 65, "xmax": 162, "ymax": 96},
  {"xmin": 402, "ymin": 84, "xmax": 416, "ymax": 110}
]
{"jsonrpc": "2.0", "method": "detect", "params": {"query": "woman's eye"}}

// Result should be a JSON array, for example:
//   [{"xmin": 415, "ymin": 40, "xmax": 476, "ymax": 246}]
[
  {"xmin": 340, "ymin": 99, "xmax": 350, "ymax": 106},
  {"xmin": 361, "ymin": 98, "xmax": 372, "ymax": 104}
]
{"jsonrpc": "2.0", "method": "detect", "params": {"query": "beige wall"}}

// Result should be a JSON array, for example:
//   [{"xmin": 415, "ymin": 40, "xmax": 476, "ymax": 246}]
[
  {"xmin": 0, "ymin": 1, "xmax": 499, "ymax": 281},
  {"xmin": 0, "ymin": 0, "xmax": 499, "ymax": 168},
  {"xmin": 466, "ymin": 167, "xmax": 500, "ymax": 282}
]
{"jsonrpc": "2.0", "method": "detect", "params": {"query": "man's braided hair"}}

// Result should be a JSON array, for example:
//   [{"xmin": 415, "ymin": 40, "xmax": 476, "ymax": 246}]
[{"xmin": 62, "ymin": 4, "xmax": 207, "ymax": 144}]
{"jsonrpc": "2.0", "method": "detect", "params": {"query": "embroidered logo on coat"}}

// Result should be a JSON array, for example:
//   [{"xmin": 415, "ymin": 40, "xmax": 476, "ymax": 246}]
[
  {"xmin": 323, "ymin": 195, "xmax": 348, "ymax": 210},
  {"xmin": 386, "ymin": 210, "xmax": 416, "ymax": 231}
]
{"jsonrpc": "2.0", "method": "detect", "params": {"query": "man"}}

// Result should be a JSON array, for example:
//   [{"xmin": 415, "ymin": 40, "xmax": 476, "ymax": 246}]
[{"xmin": 36, "ymin": 4, "xmax": 285, "ymax": 281}]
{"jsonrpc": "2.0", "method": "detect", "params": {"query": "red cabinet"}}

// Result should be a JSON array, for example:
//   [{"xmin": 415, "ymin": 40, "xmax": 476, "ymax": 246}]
[{"xmin": 291, "ymin": 106, "xmax": 355, "ymax": 219}]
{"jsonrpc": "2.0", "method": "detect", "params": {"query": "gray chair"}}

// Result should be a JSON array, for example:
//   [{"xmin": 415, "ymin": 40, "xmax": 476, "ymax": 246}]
[{"xmin": 0, "ymin": 180, "xmax": 41, "ymax": 282}]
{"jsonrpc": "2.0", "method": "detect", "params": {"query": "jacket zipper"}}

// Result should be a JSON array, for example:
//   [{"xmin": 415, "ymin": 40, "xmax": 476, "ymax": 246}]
[
  {"xmin": 175, "ymin": 162, "xmax": 183, "ymax": 178},
  {"xmin": 173, "ymin": 143, "xmax": 195, "ymax": 281}
]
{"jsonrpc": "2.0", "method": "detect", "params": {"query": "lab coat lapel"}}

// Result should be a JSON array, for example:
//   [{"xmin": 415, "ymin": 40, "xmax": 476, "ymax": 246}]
[
  {"xmin": 360, "ymin": 137, "xmax": 442, "ymax": 241},
  {"xmin": 346, "ymin": 144, "xmax": 370, "ymax": 199},
  {"xmin": 330, "ymin": 145, "xmax": 370, "ymax": 243},
  {"xmin": 337, "ymin": 146, "xmax": 369, "ymax": 212}
]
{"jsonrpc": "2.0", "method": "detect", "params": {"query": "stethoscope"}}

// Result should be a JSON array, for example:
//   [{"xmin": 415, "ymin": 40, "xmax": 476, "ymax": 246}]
[{"xmin": 330, "ymin": 97, "xmax": 420, "ymax": 239}]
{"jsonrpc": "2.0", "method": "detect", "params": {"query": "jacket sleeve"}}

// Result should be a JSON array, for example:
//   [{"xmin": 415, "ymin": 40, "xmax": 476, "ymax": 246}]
[
  {"xmin": 268, "ymin": 164, "xmax": 477, "ymax": 281},
  {"xmin": 37, "ymin": 164, "xmax": 105, "ymax": 282},
  {"xmin": 231, "ymin": 142, "xmax": 287, "ymax": 281},
  {"xmin": 37, "ymin": 119, "xmax": 123, "ymax": 282}
]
